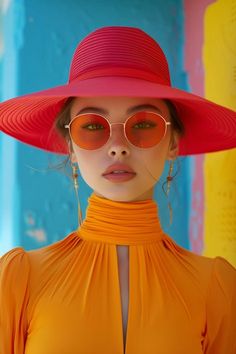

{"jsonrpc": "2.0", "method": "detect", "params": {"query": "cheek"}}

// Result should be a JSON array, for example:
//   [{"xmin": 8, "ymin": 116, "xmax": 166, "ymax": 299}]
[
  {"xmin": 145, "ymin": 141, "xmax": 169, "ymax": 163},
  {"xmin": 134, "ymin": 148, "xmax": 166, "ymax": 180},
  {"xmin": 73, "ymin": 149, "xmax": 103, "ymax": 175},
  {"xmin": 140, "ymin": 143, "xmax": 169, "ymax": 175}
]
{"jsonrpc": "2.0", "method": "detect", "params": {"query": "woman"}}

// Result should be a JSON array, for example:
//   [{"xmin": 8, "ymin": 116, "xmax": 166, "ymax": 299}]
[{"xmin": 0, "ymin": 26, "xmax": 236, "ymax": 354}]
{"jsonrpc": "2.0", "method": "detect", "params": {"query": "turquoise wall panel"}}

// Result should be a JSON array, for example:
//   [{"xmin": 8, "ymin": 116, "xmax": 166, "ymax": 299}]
[{"xmin": 1, "ymin": 0, "xmax": 190, "ymax": 252}]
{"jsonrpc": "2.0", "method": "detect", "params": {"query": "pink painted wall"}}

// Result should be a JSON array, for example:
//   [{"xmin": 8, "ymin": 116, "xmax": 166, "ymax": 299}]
[{"xmin": 183, "ymin": 0, "xmax": 215, "ymax": 254}]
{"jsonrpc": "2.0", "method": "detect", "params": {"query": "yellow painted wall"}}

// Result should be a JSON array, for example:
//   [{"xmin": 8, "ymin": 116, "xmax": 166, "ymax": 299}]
[{"xmin": 202, "ymin": 0, "xmax": 236, "ymax": 266}]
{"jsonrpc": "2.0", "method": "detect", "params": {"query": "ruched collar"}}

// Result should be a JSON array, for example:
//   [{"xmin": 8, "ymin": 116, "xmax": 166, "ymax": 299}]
[{"xmin": 77, "ymin": 192, "xmax": 165, "ymax": 245}]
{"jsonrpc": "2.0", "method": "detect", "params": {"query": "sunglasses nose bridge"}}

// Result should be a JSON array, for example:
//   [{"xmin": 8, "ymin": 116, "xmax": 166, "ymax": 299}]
[{"xmin": 109, "ymin": 121, "xmax": 126, "ymax": 136}]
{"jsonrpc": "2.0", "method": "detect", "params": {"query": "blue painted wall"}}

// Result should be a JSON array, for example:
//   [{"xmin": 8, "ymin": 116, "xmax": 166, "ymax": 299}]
[
  {"xmin": 1, "ymin": 0, "xmax": 190, "ymax": 254},
  {"xmin": 0, "ymin": 0, "xmax": 22, "ymax": 255}
]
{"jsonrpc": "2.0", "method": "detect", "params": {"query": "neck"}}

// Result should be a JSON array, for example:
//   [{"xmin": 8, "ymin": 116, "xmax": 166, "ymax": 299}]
[{"xmin": 93, "ymin": 188, "xmax": 154, "ymax": 202}]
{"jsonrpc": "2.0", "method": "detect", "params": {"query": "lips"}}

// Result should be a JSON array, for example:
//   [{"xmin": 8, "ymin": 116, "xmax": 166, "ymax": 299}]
[
  {"xmin": 109, "ymin": 171, "xmax": 131, "ymax": 174},
  {"xmin": 103, "ymin": 172, "xmax": 136, "ymax": 182},
  {"xmin": 102, "ymin": 163, "xmax": 136, "ymax": 176}
]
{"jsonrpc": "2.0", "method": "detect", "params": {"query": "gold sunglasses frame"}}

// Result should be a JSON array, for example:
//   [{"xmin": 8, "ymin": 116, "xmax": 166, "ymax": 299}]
[{"xmin": 64, "ymin": 111, "xmax": 171, "ymax": 150}]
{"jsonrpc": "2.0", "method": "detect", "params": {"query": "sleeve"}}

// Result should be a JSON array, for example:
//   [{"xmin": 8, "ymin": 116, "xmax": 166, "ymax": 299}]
[
  {"xmin": 0, "ymin": 247, "xmax": 30, "ymax": 354},
  {"xmin": 203, "ymin": 256, "xmax": 236, "ymax": 354}
]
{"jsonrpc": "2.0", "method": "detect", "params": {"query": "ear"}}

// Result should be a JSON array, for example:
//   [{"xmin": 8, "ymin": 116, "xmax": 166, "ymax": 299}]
[{"xmin": 166, "ymin": 132, "xmax": 180, "ymax": 161}]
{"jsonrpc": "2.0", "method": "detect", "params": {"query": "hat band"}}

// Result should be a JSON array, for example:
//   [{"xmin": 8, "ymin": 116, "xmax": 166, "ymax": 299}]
[{"xmin": 69, "ymin": 67, "xmax": 170, "ymax": 85}]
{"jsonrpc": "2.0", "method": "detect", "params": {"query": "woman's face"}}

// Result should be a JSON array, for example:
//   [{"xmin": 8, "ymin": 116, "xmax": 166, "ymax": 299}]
[{"xmin": 69, "ymin": 96, "xmax": 179, "ymax": 202}]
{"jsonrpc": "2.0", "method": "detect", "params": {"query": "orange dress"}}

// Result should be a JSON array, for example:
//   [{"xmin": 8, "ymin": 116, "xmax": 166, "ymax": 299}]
[{"xmin": 1, "ymin": 193, "xmax": 236, "ymax": 354}]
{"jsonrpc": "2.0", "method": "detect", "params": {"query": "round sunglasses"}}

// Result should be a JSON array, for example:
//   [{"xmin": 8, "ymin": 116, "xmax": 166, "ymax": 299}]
[{"xmin": 65, "ymin": 111, "xmax": 171, "ymax": 150}]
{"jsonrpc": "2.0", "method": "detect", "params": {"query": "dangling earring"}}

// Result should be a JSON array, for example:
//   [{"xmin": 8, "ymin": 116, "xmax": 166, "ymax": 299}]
[
  {"xmin": 166, "ymin": 160, "xmax": 174, "ymax": 226},
  {"xmin": 70, "ymin": 160, "xmax": 83, "ymax": 227}
]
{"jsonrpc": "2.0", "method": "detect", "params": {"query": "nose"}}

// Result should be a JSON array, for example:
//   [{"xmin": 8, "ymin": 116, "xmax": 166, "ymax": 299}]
[{"xmin": 107, "ymin": 124, "xmax": 131, "ymax": 157}]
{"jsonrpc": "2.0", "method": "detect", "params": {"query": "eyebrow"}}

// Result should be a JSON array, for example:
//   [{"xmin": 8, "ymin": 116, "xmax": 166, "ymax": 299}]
[{"xmin": 75, "ymin": 104, "xmax": 163, "ymax": 116}]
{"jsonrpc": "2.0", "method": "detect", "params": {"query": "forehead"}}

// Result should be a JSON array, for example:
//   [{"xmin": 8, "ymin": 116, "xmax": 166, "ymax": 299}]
[{"xmin": 70, "ymin": 96, "xmax": 170, "ymax": 117}]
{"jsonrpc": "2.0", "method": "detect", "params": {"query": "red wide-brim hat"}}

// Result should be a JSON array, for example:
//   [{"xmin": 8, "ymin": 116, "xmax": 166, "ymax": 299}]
[{"xmin": 0, "ymin": 26, "xmax": 236, "ymax": 156}]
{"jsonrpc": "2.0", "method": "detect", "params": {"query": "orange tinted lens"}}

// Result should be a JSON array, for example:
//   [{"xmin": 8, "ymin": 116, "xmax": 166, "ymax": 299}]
[
  {"xmin": 125, "ymin": 112, "xmax": 166, "ymax": 148},
  {"xmin": 70, "ymin": 114, "xmax": 110, "ymax": 149}
]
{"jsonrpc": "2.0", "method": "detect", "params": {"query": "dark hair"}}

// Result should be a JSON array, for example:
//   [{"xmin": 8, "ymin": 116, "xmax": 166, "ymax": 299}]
[
  {"xmin": 164, "ymin": 99, "xmax": 185, "ymax": 138},
  {"xmin": 54, "ymin": 97, "xmax": 75, "ymax": 144}
]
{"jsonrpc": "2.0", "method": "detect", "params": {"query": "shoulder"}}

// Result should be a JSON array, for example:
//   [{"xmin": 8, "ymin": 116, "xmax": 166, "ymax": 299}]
[
  {"xmin": 207, "ymin": 256, "xmax": 236, "ymax": 303},
  {"xmin": 0, "ymin": 231, "xmax": 80, "ymax": 281},
  {"xmin": 0, "ymin": 247, "xmax": 30, "ymax": 280},
  {"xmin": 210, "ymin": 255, "xmax": 236, "ymax": 277},
  {"xmin": 0, "ymin": 247, "xmax": 30, "ymax": 311},
  {"xmin": 162, "ymin": 234, "xmax": 236, "ymax": 293},
  {"xmin": 24, "ymin": 231, "xmax": 81, "ymax": 284},
  {"xmin": 0, "ymin": 248, "xmax": 31, "ymax": 353},
  {"xmin": 162, "ymin": 234, "xmax": 215, "ymax": 278}
]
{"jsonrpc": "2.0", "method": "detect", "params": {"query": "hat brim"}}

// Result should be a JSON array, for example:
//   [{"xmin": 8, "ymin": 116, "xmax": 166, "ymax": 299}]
[{"xmin": 0, "ymin": 76, "xmax": 236, "ymax": 156}]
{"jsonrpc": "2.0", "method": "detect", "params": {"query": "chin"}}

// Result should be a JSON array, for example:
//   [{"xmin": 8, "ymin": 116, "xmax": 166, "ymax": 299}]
[{"xmin": 93, "ymin": 188, "xmax": 152, "ymax": 202}]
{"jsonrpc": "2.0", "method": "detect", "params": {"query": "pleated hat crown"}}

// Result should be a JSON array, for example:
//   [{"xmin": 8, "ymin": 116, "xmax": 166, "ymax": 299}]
[{"xmin": 68, "ymin": 26, "xmax": 171, "ymax": 86}]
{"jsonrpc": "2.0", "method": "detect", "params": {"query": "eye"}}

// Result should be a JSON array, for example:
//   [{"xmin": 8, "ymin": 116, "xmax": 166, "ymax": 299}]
[
  {"xmin": 82, "ymin": 123, "xmax": 105, "ymax": 130},
  {"xmin": 133, "ymin": 121, "xmax": 157, "ymax": 129}
]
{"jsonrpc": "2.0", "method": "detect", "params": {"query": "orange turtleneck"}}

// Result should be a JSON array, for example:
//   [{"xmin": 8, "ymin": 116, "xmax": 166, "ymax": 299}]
[
  {"xmin": 0, "ymin": 192, "xmax": 236, "ymax": 354},
  {"xmin": 79, "ymin": 193, "xmax": 165, "ymax": 245}
]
